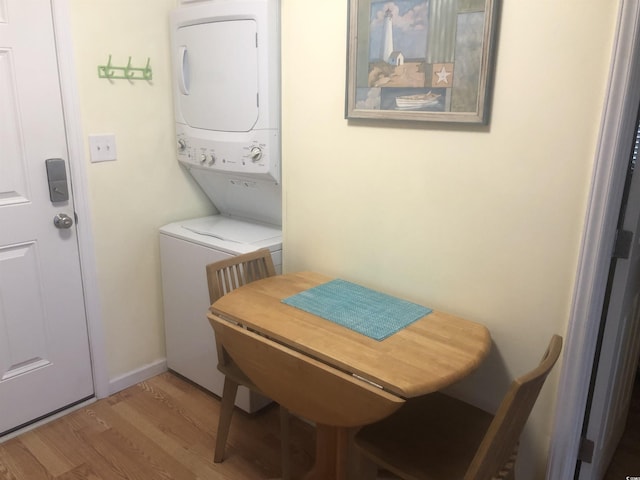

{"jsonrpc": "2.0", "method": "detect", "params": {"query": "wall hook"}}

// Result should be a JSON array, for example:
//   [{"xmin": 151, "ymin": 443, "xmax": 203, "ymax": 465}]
[
  {"xmin": 97, "ymin": 54, "xmax": 116, "ymax": 79},
  {"xmin": 98, "ymin": 54, "xmax": 153, "ymax": 82}
]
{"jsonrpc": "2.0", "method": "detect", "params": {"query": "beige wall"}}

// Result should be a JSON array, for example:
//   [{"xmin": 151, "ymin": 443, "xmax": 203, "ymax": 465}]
[
  {"xmin": 68, "ymin": 0, "xmax": 213, "ymax": 379},
  {"xmin": 67, "ymin": 0, "xmax": 621, "ymax": 477},
  {"xmin": 281, "ymin": 1, "xmax": 618, "ymax": 478}
]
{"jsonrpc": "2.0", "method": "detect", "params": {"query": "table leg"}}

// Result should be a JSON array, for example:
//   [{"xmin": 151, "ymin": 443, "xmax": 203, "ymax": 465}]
[{"xmin": 303, "ymin": 424, "xmax": 351, "ymax": 480}]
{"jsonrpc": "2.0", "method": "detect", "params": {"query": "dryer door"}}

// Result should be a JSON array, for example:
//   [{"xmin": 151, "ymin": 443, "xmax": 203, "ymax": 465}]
[{"xmin": 176, "ymin": 19, "xmax": 259, "ymax": 133}]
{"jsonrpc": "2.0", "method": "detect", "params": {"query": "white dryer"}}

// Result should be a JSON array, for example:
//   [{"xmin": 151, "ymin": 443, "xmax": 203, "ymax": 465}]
[{"xmin": 160, "ymin": 215, "xmax": 282, "ymax": 413}]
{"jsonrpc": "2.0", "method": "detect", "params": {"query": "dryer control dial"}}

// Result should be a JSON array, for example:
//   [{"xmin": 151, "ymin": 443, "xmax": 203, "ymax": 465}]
[
  {"xmin": 250, "ymin": 146, "xmax": 263, "ymax": 162},
  {"xmin": 177, "ymin": 138, "xmax": 187, "ymax": 152}
]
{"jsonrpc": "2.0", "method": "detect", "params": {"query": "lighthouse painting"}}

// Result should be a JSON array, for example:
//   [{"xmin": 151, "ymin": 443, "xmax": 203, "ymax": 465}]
[
  {"xmin": 346, "ymin": 0, "xmax": 499, "ymax": 124},
  {"xmin": 367, "ymin": 1, "xmax": 428, "ymax": 89}
]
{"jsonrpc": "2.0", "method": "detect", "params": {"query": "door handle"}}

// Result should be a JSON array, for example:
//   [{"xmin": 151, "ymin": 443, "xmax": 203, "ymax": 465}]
[
  {"xmin": 53, "ymin": 213, "xmax": 74, "ymax": 229},
  {"xmin": 178, "ymin": 46, "xmax": 190, "ymax": 95}
]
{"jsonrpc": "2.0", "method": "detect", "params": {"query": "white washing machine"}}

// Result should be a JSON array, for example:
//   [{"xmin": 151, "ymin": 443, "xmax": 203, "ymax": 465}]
[{"xmin": 160, "ymin": 215, "xmax": 282, "ymax": 413}]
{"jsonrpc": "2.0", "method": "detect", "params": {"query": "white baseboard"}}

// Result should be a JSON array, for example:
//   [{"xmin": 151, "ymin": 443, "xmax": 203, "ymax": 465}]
[{"xmin": 108, "ymin": 358, "xmax": 168, "ymax": 395}]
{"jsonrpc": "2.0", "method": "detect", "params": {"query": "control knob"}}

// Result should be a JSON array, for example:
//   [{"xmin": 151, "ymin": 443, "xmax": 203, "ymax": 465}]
[
  {"xmin": 250, "ymin": 146, "xmax": 263, "ymax": 162},
  {"xmin": 177, "ymin": 138, "xmax": 187, "ymax": 152}
]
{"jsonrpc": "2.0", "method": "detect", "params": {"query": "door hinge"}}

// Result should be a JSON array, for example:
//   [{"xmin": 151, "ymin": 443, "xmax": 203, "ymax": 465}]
[
  {"xmin": 613, "ymin": 229, "xmax": 633, "ymax": 259},
  {"xmin": 578, "ymin": 437, "xmax": 594, "ymax": 464}
]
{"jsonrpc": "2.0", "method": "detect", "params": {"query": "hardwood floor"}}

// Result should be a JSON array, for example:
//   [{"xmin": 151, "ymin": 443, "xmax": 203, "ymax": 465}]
[
  {"xmin": 6, "ymin": 370, "xmax": 638, "ymax": 480},
  {"xmin": 604, "ymin": 371, "xmax": 640, "ymax": 479},
  {"xmin": 0, "ymin": 372, "xmax": 315, "ymax": 479}
]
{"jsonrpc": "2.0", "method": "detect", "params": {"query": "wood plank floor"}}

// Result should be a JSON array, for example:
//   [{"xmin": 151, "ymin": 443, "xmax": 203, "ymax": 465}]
[
  {"xmin": 0, "ymin": 372, "xmax": 316, "ymax": 480},
  {"xmin": 6, "ymin": 370, "xmax": 639, "ymax": 479}
]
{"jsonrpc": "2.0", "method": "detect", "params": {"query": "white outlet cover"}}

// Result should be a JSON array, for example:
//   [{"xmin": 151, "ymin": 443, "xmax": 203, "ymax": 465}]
[{"xmin": 89, "ymin": 134, "xmax": 117, "ymax": 162}]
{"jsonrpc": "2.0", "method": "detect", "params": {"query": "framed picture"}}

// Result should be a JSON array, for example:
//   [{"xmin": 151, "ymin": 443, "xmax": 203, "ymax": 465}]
[{"xmin": 345, "ymin": 0, "xmax": 499, "ymax": 124}]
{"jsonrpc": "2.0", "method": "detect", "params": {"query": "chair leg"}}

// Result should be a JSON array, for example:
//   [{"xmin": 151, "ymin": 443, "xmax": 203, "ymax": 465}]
[
  {"xmin": 214, "ymin": 376, "xmax": 240, "ymax": 463},
  {"xmin": 279, "ymin": 405, "xmax": 291, "ymax": 480}
]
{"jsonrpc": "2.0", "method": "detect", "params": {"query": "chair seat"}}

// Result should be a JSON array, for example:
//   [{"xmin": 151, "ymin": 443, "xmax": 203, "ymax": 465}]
[
  {"xmin": 355, "ymin": 335, "xmax": 562, "ymax": 480},
  {"xmin": 355, "ymin": 392, "xmax": 494, "ymax": 480}
]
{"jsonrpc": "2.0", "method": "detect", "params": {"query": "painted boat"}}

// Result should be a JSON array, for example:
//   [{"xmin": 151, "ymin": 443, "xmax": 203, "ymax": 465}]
[{"xmin": 395, "ymin": 92, "xmax": 440, "ymax": 109}]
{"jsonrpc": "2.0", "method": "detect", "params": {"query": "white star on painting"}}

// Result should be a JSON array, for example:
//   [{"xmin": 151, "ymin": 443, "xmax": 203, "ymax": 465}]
[{"xmin": 435, "ymin": 66, "xmax": 452, "ymax": 84}]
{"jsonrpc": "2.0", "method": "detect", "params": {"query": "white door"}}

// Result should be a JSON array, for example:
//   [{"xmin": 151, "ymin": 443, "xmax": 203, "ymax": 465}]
[
  {"xmin": 0, "ymin": 0, "xmax": 93, "ymax": 435},
  {"xmin": 578, "ymin": 124, "xmax": 640, "ymax": 479}
]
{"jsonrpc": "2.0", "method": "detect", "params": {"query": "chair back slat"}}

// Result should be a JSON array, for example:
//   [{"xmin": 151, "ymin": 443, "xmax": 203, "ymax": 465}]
[
  {"xmin": 206, "ymin": 248, "xmax": 277, "ymax": 304},
  {"xmin": 464, "ymin": 335, "xmax": 563, "ymax": 480}
]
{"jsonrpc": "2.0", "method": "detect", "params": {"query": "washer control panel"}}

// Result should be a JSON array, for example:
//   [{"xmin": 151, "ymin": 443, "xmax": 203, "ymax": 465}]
[{"xmin": 175, "ymin": 124, "xmax": 280, "ymax": 184}]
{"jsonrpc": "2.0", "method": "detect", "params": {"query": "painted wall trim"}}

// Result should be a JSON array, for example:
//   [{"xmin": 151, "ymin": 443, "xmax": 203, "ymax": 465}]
[
  {"xmin": 546, "ymin": 1, "xmax": 640, "ymax": 478},
  {"xmin": 51, "ymin": 0, "xmax": 110, "ymax": 399},
  {"xmin": 108, "ymin": 359, "xmax": 168, "ymax": 395}
]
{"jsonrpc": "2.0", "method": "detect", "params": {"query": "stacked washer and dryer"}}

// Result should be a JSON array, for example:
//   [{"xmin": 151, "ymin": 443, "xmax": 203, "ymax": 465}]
[{"xmin": 160, "ymin": 0, "xmax": 281, "ymax": 413}]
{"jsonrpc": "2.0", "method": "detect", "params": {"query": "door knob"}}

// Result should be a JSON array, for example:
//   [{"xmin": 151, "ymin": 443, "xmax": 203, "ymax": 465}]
[{"xmin": 53, "ymin": 213, "xmax": 73, "ymax": 229}]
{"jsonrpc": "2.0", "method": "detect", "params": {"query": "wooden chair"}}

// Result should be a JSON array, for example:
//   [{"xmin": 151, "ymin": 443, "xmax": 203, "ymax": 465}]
[
  {"xmin": 205, "ymin": 248, "xmax": 291, "ymax": 480},
  {"xmin": 354, "ymin": 335, "xmax": 563, "ymax": 480}
]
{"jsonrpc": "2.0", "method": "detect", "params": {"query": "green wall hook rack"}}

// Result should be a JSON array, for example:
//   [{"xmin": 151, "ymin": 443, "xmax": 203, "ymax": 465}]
[{"xmin": 98, "ymin": 55, "xmax": 152, "ymax": 82}]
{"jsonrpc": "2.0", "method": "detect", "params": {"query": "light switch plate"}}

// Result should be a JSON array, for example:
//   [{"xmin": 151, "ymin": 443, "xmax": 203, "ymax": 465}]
[{"xmin": 89, "ymin": 134, "xmax": 117, "ymax": 162}]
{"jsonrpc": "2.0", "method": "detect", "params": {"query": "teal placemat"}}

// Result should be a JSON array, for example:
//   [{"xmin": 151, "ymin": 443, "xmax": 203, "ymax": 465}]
[{"xmin": 282, "ymin": 279, "xmax": 432, "ymax": 341}]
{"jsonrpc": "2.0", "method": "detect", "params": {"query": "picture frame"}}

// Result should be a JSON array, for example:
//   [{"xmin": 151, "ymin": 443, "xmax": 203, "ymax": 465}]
[{"xmin": 345, "ymin": 0, "xmax": 499, "ymax": 124}]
